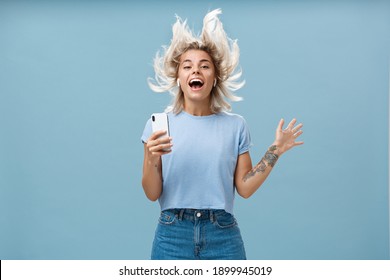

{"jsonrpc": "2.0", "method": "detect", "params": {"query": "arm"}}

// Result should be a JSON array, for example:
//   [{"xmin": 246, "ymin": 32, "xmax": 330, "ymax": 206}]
[
  {"xmin": 235, "ymin": 118, "xmax": 304, "ymax": 198},
  {"xmin": 141, "ymin": 130, "xmax": 172, "ymax": 201}
]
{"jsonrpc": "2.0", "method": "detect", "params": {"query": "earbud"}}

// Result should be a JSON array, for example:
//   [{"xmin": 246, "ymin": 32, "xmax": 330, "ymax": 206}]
[
  {"xmin": 177, "ymin": 79, "xmax": 180, "ymax": 87},
  {"xmin": 213, "ymin": 79, "xmax": 217, "ymax": 87}
]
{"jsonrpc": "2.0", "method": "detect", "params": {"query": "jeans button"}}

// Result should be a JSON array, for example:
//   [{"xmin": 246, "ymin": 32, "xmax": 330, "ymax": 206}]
[{"xmin": 196, "ymin": 212, "xmax": 201, "ymax": 218}]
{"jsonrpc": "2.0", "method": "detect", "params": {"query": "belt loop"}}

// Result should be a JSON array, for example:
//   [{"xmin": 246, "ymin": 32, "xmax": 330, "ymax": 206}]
[
  {"xmin": 179, "ymin": 209, "xmax": 185, "ymax": 221},
  {"xmin": 210, "ymin": 210, "xmax": 214, "ymax": 223}
]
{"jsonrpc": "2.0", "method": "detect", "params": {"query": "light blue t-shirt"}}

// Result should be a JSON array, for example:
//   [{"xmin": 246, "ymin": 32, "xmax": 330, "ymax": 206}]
[{"xmin": 141, "ymin": 111, "xmax": 252, "ymax": 214}]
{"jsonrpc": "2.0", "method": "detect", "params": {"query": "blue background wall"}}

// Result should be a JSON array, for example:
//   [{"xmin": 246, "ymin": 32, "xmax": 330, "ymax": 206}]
[{"xmin": 0, "ymin": 0, "xmax": 389, "ymax": 259}]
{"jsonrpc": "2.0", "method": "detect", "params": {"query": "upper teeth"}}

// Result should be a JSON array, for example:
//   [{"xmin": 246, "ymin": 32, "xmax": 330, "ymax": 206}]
[{"xmin": 190, "ymin": 79, "xmax": 203, "ymax": 84}]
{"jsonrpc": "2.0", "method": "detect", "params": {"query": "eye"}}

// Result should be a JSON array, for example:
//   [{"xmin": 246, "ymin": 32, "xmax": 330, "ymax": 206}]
[
  {"xmin": 183, "ymin": 65, "xmax": 191, "ymax": 70},
  {"xmin": 201, "ymin": 65, "xmax": 210, "ymax": 69}
]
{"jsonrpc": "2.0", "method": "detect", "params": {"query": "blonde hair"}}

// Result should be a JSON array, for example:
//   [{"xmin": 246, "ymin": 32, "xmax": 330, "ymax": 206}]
[{"xmin": 147, "ymin": 9, "xmax": 244, "ymax": 114}]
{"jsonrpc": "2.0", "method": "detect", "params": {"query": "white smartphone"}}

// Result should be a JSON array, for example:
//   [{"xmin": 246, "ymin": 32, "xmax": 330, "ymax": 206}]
[{"xmin": 151, "ymin": 113, "xmax": 170, "ymax": 138}]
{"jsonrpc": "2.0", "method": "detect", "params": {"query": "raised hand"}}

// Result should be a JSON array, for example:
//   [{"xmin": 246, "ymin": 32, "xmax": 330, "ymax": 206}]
[{"xmin": 273, "ymin": 118, "xmax": 304, "ymax": 156}]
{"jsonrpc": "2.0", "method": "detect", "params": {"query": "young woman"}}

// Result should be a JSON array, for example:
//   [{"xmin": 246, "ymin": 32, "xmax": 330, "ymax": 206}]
[{"xmin": 141, "ymin": 9, "xmax": 303, "ymax": 260}]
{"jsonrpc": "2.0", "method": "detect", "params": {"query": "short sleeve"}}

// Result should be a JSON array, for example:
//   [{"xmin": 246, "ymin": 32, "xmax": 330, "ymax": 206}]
[
  {"xmin": 238, "ymin": 117, "xmax": 252, "ymax": 155},
  {"xmin": 141, "ymin": 118, "xmax": 152, "ymax": 144}
]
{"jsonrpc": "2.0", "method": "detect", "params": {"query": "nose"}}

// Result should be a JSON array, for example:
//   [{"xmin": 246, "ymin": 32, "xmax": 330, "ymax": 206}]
[{"xmin": 192, "ymin": 67, "xmax": 200, "ymax": 74}]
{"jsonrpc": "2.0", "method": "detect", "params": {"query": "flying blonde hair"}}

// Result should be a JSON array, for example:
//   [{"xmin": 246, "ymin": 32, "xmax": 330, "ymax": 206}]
[{"xmin": 147, "ymin": 9, "xmax": 244, "ymax": 114}]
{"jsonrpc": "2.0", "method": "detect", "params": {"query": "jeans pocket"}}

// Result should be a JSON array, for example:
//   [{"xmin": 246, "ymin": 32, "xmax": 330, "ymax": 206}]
[
  {"xmin": 158, "ymin": 210, "xmax": 177, "ymax": 225},
  {"xmin": 213, "ymin": 211, "xmax": 237, "ymax": 229}
]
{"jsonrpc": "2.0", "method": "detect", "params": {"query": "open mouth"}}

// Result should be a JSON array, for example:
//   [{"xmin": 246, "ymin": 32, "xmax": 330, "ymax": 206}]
[{"xmin": 189, "ymin": 79, "xmax": 204, "ymax": 90}]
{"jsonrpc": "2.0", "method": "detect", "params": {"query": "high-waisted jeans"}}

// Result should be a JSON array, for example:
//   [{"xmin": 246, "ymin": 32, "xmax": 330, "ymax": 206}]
[{"xmin": 151, "ymin": 209, "xmax": 246, "ymax": 260}]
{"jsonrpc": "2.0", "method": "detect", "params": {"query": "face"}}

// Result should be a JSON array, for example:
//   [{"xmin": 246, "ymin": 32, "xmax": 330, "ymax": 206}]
[{"xmin": 177, "ymin": 49, "xmax": 216, "ymax": 106}]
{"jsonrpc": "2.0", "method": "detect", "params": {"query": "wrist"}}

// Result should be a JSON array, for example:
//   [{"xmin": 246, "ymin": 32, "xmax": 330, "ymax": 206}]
[
  {"xmin": 271, "ymin": 142, "xmax": 283, "ymax": 155},
  {"xmin": 147, "ymin": 154, "xmax": 161, "ymax": 166},
  {"xmin": 263, "ymin": 145, "xmax": 279, "ymax": 167}
]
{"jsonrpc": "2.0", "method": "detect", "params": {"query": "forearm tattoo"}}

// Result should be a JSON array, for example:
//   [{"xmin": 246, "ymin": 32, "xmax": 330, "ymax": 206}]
[
  {"xmin": 243, "ymin": 145, "xmax": 279, "ymax": 182},
  {"xmin": 264, "ymin": 145, "xmax": 279, "ymax": 167}
]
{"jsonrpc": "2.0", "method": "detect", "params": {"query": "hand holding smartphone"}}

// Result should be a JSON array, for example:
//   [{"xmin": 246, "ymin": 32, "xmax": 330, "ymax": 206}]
[{"xmin": 151, "ymin": 113, "xmax": 171, "ymax": 153}]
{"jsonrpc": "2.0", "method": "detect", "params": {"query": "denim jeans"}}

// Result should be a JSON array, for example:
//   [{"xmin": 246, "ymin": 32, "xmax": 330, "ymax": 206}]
[{"xmin": 151, "ymin": 209, "xmax": 246, "ymax": 260}]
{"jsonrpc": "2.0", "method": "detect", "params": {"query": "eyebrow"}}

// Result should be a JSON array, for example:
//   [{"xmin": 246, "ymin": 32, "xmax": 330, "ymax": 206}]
[{"xmin": 182, "ymin": 59, "xmax": 212, "ymax": 64}]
